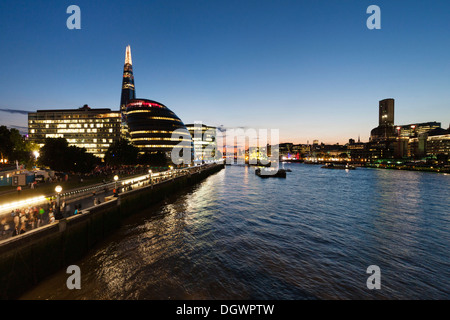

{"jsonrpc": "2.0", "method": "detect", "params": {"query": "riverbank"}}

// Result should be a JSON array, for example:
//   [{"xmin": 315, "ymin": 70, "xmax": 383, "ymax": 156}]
[
  {"xmin": 364, "ymin": 163, "xmax": 450, "ymax": 174},
  {"xmin": 0, "ymin": 166, "xmax": 164, "ymax": 204},
  {"xmin": 0, "ymin": 163, "xmax": 224, "ymax": 299},
  {"xmin": 302, "ymin": 161, "xmax": 450, "ymax": 174}
]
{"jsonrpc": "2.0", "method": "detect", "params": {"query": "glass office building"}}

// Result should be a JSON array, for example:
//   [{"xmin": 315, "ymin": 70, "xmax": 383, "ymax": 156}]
[
  {"xmin": 120, "ymin": 45, "xmax": 136, "ymax": 139},
  {"xmin": 28, "ymin": 105, "xmax": 121, "ymax": 158},
  {"xmin": 185, "ymin": 123, "xmax": 218, "ymax": 162},
  {"xmin": 126, "ymin": 99, "xmax": 193, "ymax": 159}
]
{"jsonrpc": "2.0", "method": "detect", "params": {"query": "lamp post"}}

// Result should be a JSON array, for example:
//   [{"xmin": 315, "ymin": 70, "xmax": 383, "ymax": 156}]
[
  {"xmin": 148, "ymin": 169, "xmax": 153, "ymax": 186},
  {"xmin": 114, "ymin": 175, "xmax": 119, "ymax": 196},
  {"xmin": 55, "ymin": 185, "xmax": 63, "ymax": 219}
]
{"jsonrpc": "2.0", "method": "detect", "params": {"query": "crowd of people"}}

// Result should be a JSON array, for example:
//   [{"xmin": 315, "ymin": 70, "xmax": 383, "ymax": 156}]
[
  {"xmin": 0, "ymin": 200, "xmax": 82, "ymax": 241},
  {"xmin": 0, "ymin": 164, "xmax": 203, "ymax": 241},
  {"xmin": 89, "ymin": 164, "xmax": 154, "ymax": 180}
]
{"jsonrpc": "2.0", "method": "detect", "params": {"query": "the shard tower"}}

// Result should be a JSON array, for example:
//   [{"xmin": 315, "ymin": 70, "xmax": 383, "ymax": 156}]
[{"xmin": 120, "ymin": 45, "xmax": 136, "ymax": 138}]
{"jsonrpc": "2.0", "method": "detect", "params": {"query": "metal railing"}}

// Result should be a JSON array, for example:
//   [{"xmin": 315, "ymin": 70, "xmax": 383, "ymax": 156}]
[{"xmin": 0, "ymin": 162, "xmax": 223, "ymax": 243}]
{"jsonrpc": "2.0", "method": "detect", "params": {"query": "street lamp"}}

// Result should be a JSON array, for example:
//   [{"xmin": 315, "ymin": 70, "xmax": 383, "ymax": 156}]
[
  {"xmin": 55, "ymin": 185, "xmax": 63, "ymax": 219},
  {"xmin": 114, "ymin": 175, "xmax": 119, "ymax": 196},
  {"xmin": 148, "ymin": 170, "xmax": 153, "ymax": 186}
]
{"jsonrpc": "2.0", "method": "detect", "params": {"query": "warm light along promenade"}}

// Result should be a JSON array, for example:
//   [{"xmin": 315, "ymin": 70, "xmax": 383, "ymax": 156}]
[{"xmin": 0, "ymin": 163, "xmax": 222, "ymax": 243}]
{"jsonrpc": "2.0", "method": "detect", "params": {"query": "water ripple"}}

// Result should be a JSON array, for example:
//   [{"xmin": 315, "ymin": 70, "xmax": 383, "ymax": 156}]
[{"xmin": 21, "ymin": 164, "xmax": 450, "ymax": 300}]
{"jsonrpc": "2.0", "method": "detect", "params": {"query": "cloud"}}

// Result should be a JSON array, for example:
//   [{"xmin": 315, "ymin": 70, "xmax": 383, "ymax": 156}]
[
  {"xmin": 10, "ymin": 125, "xmax": 28, "ymax": 130},
  {"xmin": 0, "ymin": 108, "xmax": 29, "ymax": 115}
]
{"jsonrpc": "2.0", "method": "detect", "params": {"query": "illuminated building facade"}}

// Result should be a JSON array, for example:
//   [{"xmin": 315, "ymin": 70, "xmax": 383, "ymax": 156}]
[
  {"xmin": 365, "ymin": 99, "xmax": 449, "ymax": 161},
  {"xmin": 28, "ymin": 105, "xmax": 121, "ymax": 158},
  {"xmin": 427, "ymin": 132, "xmax": 450, "ymax": 157},
  {"xmin": 185, "ymin": 123, "xmax": 217, "ymax": 162},
  {"xmin": 395, "ymin": 122, "xmax": 441, "ymax": 138},
  {"xmin": 379, "ymin": 98, "xmax": 395, "ymax": 126},
  {"xmin": 120, "ymin": 45, "xmax": 136, "ymax": 138},
  {"xmin": 126, "ymin": 99, "xmax": 193, "ymax": 159},
  {"xmin": 348, "ymin": 141, "xmax": 369, "ymax": 162}
]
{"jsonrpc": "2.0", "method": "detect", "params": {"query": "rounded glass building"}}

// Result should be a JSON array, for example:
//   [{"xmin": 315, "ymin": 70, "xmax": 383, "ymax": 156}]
[{"xmin": 126, "ymin": 99, "xmax": 193, "ymax": 161}]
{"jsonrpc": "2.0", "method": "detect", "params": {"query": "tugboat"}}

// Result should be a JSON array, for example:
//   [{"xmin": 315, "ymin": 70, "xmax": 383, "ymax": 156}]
[{"xmin": 255, "ymin": 167, "xmax": 287, "ymax": 178}]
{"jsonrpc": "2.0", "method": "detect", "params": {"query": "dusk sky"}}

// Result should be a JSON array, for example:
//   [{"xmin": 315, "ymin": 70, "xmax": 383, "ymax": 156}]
[{"xmin": 0, "ymin": 0, "xmax": 449, "ymax": 144}]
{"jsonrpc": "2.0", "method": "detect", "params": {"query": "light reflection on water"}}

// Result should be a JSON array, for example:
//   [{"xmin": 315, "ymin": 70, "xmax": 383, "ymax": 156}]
[{"xmin": 21, "ymin": 164, "xmax": 450, "ymax": 300}]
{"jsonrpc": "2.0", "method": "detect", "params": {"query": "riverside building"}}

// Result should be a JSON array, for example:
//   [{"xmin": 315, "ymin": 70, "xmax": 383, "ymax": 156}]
[
  {"xmin": 28, "ymin": 105, "xmax": 121, "ymax": 158},
  {"xmin": 186, "ymin": 123, "xmax": 217, "ymax": 162},
  {"xmin": 27, "ymin": 45, "xmax": 194, "ymax": 163},
  {"xmin": 366, "ymin": 99, "xmax": 449, "ymax": 161},
  {"xmin": 120, "ymin": 45, "xmax": 136, "ymax": 139},
  {"xmin": 119, "ymin": 46, "xmax": 193, "ymax": 163},
  {"xmin": 126, "ymin": 99, "xmax": 193, "ymax": 160}
]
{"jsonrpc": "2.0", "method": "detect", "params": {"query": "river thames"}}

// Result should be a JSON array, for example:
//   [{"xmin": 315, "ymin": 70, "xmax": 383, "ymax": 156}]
[{"xmin": 21, "ymin": 163, "xmax": 450, "ymax": 300}]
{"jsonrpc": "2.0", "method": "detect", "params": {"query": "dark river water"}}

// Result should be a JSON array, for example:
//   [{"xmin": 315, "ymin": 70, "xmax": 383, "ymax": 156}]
[{"xmin": 21, "ymin": 164, "xmax": 450, "ymax": 300}]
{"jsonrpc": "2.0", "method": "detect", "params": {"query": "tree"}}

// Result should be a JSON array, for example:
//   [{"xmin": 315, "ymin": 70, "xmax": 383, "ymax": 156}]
[
  {"xmin": 38, "ymin": 138, "xmax": 70, "ymax": 171},
  {"xmin": 10, "ymin": 128, "xmax": 33, "ymax": 163},
  {"xmin": 139, "ymin": 151, "xmax": 168, "ymax": 167},
  {"xmin": 0, "ymin": 126, "xmax": 34, "ymax": 164},
  {"xmin": 38, "ymin": 138, "xmax": 99, "ymax": 173},
  {"xmin": 66, "ymin": 146, "xmax": 99, "ymax": 173},
  {"xmin": 104, "ymin": 139, "xmax": 139, "ymax": 166},
  {"xmin": 0, "ymin": 126, "xmax": 13, "ymax": 161}
]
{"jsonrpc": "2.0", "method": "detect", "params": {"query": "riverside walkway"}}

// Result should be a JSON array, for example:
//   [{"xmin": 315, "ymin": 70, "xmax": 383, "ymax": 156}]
[
  {"xmin": 0, "ymin": 161, "xmax": 225, "ymax": 299},
  {"xmin": 0, "ymin": 163, "xmax": 220, "ymax": 242}
]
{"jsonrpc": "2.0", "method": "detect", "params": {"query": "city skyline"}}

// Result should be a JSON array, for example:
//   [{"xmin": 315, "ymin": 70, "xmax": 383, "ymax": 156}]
[
  {"xmin": 0, "ymin": 0, "xmax": 449, "ymax": 145},
  {"xmin": 0, "ymin": 1, "xmax": 449, "ymax": 303}
]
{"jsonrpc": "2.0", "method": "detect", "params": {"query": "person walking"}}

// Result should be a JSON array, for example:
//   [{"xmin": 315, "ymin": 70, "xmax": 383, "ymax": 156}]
[
  {"xmin": 60, "ymin": 201, "xmax": 66, "ymax": 218},
  {"xmin": 20, "ymin": 210, "xmax": 28, "ymax": 230},
  {"xmin": 46, "ymin": 208, "xmax": 52, "ymax": 224},
  {"xmin": 1, "ymin": 217, "xmax": 8, "ymax": 238},
  {"xmin": 11, "ymin": 225, "xmax": 20, "ymax": 237},
  {"xmin": 29, "ymin": 209, "xmax": 36, "ymax": 229},
  {"xmin": 19, "ymin": 223, "xmax": 26, "ymax": 235},
  {"xmin": 13, "ymin": 213, "xmax": 19, "ymax": 230},
  {"xmin": 65, "ymin": 203, "xmax": 71, "ymax": 217},
  {"xmin": 37, "ymin": 207, "xmax": 45, "ymax": 227}
]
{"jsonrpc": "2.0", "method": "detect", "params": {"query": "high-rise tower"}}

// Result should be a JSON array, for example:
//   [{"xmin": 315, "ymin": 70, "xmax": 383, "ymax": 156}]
[
  {"xmin": 120, "ymin": 45, "xmax": 136, "ymax": 138},
  {"xmin": 379, "ymin": 98, "xmax": 394, "ymax": 127},
  {"xmin": 370, "ymin": 98, "xmax": 395, "ymax": 141}
]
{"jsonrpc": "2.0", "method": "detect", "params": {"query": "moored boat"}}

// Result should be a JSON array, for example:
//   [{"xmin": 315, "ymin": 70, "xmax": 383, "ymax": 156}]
[
  {"xmin": 255, "ymin": 167, "xmax": 287, "ymax": 178},
  {"xmin": 321, "ymin": 163, "xmax": 356, "ymax": 170}
]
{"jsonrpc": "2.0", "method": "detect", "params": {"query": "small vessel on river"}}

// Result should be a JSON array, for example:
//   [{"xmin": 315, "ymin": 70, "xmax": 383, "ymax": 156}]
[
  {"xmin": 255, "ymin": 167, "xmax": 287, "ymax": 178},
  {"xmin": 321, "ymin": 163, "xmax": 356, "ymax": 170}
]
